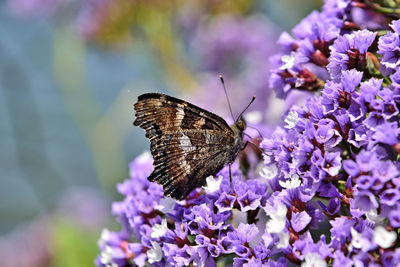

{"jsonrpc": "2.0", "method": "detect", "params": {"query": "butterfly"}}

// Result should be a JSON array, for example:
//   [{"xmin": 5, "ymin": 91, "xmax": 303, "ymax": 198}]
[{"xmin": 134, "ymin": 92, "xmax": 254, "ymax": 200}]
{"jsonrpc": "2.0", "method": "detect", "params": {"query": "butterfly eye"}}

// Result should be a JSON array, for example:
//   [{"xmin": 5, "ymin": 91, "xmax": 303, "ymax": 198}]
[{"xmin": 235, "ymin": 117, "xmax": 246, "ymax": 131}]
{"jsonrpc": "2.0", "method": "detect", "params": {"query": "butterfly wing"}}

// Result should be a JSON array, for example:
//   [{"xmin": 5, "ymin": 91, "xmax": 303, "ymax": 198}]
[{"xmin": 134, "ymin": 93, "xmax": 240, "ymax": 199}]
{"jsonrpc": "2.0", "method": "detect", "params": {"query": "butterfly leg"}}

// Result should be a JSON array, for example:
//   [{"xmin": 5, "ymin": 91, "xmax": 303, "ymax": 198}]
[
  {"xmin": 242, "ymin": 141, "xmax": 268, "ymax": 156},
  {"xmin": 229, "ymin": 163, "xmax": 232, "ymax": 192},
  {"xmin": 242, "ymin": 141, "xmax": 249, "ymax": 151}
]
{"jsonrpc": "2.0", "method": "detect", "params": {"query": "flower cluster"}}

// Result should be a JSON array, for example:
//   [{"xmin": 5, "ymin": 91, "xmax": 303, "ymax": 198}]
[
  {"xmin": 261, "ymin": 2, "xmax": 400, "ymax": 265},
  {"xmin": 97, "ymin": 1, "xmax": 400, "ymax": 266},
  {"xmin": 270, "ymin": 0, "xmax": 393, "ymax": 98},
  {"xmin": 263, "ymin": 67, "xmax": 400, "ymax": 265},
  {"xmin": 96, "ymin": 152, "xmax": 288, "ymax": 266}
]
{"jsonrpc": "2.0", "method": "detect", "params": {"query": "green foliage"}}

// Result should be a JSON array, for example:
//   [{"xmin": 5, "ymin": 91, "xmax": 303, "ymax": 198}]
[{"xmin": 51, "ymin": 219, "xmax": 100, "ymax": 267}]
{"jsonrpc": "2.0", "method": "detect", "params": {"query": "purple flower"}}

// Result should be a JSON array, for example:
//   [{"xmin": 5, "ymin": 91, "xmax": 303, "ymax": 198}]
[
  {"xmin": 382, "ymin": 250, "xmax": 400, "ymax": 267},
  {"xmin": 97, "ymin": 2, "xmax": 400, "ymax": 266},
  {"xmin": 389, "ymin": 209, "xmax": 400, "ymax": 227},
  {"xmin": 185, "ymin": 203, "xmax": 225, "ymax": 232},
  {"xmin": 237, "ymin": 191, "xmax": 261, "ymax": 212},
  {"xmin": 314, "ymin": 119, "xmax": 336, "ymax": 143},
  {"xmin": 378, "ymin": 20, "xmax": 400, "ymax": 71},
  {"xmin": 319, "ymin": 197, "xmax": 341, "ymax": 216},
  {"xmin": 290, "ymin": 211, "xmax": 311, "ymax": 232},
  {"xmin": 321, "ymin": 0, "xmax": 352, "ymax": 19},
  {"xmin": 321, "ymin": 152, "xmax": 342, "ymax": 177},
  {"xmin": 332, "ymin": 250, "xmax": 353, "ymax": 267},
  {"xmin": 373, "ymin": 122, "xmax": 399, "ymax": 146},
  {"xmin": 97, "ymin": 229, "xmax": 133, "ymax": 267},
  {"xmin": 380, "ymin": 189, "xmax": 400, "ymax": 206},
  {"xmin": 292, "ymin": 11, "xmax": 340, "ymax": 41},
  {"xmin": 215, "ymin": 192, "xmax": 236, "ymax": 213},
  {"xmin": 263, "ymin": 5, "xmax": 400, "ymax": 263},
  {"xmin": 292, "ymin": 232, "xmax": 331, "ymax": 262},
  {"xmin": 228, "ymin": 223, "xmax": 260, "ymax": 257},
  {"xmin": 353, "ymin": 191, "xmax": 378, "ymax": 212},
  {"xmin": 97, "ymin": 150, "xmax": 277, "ymax": 266},
  {"xmin": 356, "ymin": 175, "xmax": 374, "ymax": 190},
  {"xmin": 328, "ymin": 30, "xmax": 376, "ymax": 80}
]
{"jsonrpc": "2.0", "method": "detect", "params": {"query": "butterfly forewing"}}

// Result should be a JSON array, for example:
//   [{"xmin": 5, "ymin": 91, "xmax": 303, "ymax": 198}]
[{"xmin": 134, "ymin": 93, "xmax": 244, "ymax": 199}]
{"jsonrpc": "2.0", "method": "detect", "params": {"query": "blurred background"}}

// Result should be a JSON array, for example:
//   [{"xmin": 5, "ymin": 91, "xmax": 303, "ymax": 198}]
[{"xmin": 0, "ymin": 0, "xmax": 320, "ymax": 266}]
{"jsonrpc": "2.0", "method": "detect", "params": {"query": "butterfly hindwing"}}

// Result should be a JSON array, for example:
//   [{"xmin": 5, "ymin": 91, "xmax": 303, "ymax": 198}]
[
  {"xmin": 134, "ymin": 93, "xmax": 243, "ymax": 199},
  {"xmin": 148, "ymin": 130, "xmax": 234, "ymax": 199}
]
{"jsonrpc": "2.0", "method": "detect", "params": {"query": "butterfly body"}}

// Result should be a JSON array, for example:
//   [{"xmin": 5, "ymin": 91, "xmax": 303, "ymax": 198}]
[{"xmin": 134, "ymin": 93, "xmax": 246, "ymax": 200}]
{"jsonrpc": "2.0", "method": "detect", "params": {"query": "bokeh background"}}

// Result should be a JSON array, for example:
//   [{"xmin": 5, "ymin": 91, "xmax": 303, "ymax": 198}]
[{"xmin": 0, "ymin": 0, "xmax": 320, "ymax": 266}]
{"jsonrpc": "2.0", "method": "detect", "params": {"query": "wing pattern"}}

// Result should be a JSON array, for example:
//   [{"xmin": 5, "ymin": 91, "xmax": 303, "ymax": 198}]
[{"xmin": 134, "ymin": 93, "xmax": 240, "ymax": 199}]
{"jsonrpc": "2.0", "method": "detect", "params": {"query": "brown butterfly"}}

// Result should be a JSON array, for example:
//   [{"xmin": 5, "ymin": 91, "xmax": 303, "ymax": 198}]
[{"xmin": 134, "ymin": 92, "xmax": 254, "ymax": 200}]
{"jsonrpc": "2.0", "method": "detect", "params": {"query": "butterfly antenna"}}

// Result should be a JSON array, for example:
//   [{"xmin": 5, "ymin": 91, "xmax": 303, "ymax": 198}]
[
  {"xmin": 219, "ymin": 75, "xmax": 235, "ymax": 122},
  {"xmin": 236, "ymin": 96, "xmax": 256, "ymax": 121}
]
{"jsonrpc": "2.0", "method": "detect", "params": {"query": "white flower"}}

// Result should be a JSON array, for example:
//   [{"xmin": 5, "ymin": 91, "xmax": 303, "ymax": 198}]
[
  {"xmin": 202, "ymin": 175, "xmax": 222, "ymax": 193},
  {"xmin": 296, "ymin": 77, "xmax": 305, "ymax": 88},
  {"xmin": 156, "ymin": 197, "xmax": 176, "ymax": 214},
  {"xmin": 279, "ymin": 51, "xmax": 296, "ymax": 70},
  {"xmin": 262, "ymin": 232, "xmax": 274, "ymax": 247},
  {"xmin": 97, "ymin": 228, "xmax": 110, "ymax": 247},
  {"xmin": 350, "ymin": 227, "xmax": 363, "ymax": 250},
  {"xmin": 260, "ymin": 164, "xmax": 278, "ymax": 180},
  {"xmin": 366, "ymin": 209, "xmax": 384, "ymax": 224},
  {"xmin": 373, "ymin": 226, "xmax": 397, "ymax": 249},
  {"xmin": 301, "ymin": 253, "xmax": 327, "ymax": 267},
  {"xmin": 100, "ymin": 246, "xmax": 117, "ymax": 267},
  {"xmin": 284, "ymin": 110, "xmax": 299, "ymax": 129},
  {"xmin": 279, "ymin": 174, "xmax": 301, "ymax": 189},
  {"xmin": 137, "ymin": 151, "xmax": 152, "ymax": 164},
  {"xmin": 147, "ymin": 241, "xmax": 162, "ymax": 263},
  {"xmin": 266, "ymin": 204, "xmax": 287, "ymax": 233},
  {"xmin": 276, "ymin": 231, "xmax": 289, "ymax": 249},
  {"xmin": 151, "ymin": 219, "xmax": 168, "ymax": 238}
]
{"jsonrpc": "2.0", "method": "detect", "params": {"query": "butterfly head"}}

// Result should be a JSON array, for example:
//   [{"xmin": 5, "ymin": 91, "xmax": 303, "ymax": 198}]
[
  {"xmin": 235, "ymin": 116, "xmax": 246, "ymax": 132},
  {"xmin": 233, "ymin": 95, "xmax": 255, "ymax": 133}
]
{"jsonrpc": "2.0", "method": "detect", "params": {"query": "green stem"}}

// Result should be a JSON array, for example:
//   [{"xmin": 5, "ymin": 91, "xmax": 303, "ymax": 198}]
[{"xmin": 364, "ymin": 0, "xmax": 400, "ymax": 15}]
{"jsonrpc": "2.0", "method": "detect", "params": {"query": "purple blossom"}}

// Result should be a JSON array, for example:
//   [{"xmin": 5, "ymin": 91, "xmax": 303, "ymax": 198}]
[
  {"xmin": 268, "ymin": 0, "xmax": 395, "ymax": 99},
  {"xmin": 380, "ymin": 189, "xmax": 400, "ymax": 206},
  {"xmin": 332, "ymin": 250, "xmax": 353, "ymax": 267},
  {"xmin": 327, "ymin": 30, "xmax": 376, "ymax": 80},
  {"xmin": 290, "ymin": 211, "xmax": 311, "ymax": 232},
  {"xmin": 389, "ymin": 209, "xmax": 400, "ymax": 227},
  {"xmin": 215, "ymin": 192, "xmax": 236, "ymax": 213},
  {"xmin": 378, "ymin": 20, "xmax": 400, "ymax": 71},
  {"xmin": 319, "ymin": 197, "xmax": 341, "ymax": 216},
  {"xmin": 321, "ymin": 151, "xmax": 342, "ymax": 176},
  {"xmin": 228, "ymin": 223, "xmax": 259, "ymax": 257},
  {"xmin": 96, "ymin": 228, "xmax": 133, "ymax": 267},
  {"xmin": 237, "ymin": 191, "xmax": 261, "ymax": 212},
  {"xmin": 97, "ymin": 2, "xmax": 400, "ymax": 266},
  {"xmin": 186, "ymin": 14, "xmax": 278, "ymax": 117},
  {"xmin": 262, "ymin": 12, "xmax": 400, "ymax": 266},
  {"xmin": 353, "ymin": 191, "xmax": 379, "ymax": 211},
  {"xmin": 96, "ymin": 154, "xmax": 273, "ymax": 266}
]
